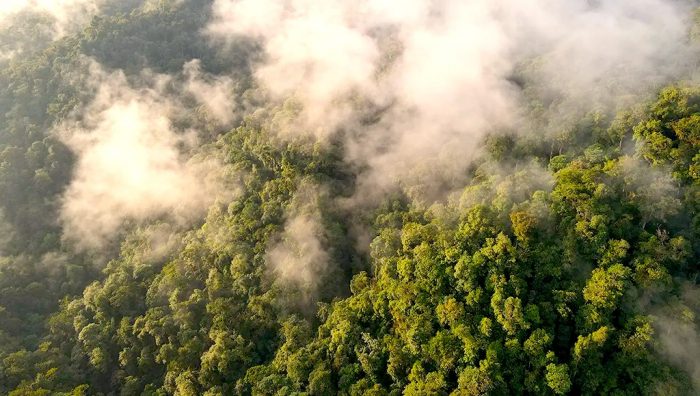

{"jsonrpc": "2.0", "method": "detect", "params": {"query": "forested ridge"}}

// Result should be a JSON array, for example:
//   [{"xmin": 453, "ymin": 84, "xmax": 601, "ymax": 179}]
[{"xmin": 0, "ymin": 0, "xmax": 700, "ymax": 395}]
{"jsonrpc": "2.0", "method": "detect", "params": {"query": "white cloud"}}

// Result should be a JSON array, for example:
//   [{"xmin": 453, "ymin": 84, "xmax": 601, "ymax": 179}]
[
  {"xmin": 207, "ymin": 0, "xmax": 692, "ymax": 198},
  {"xmin": 0, "ymin": 0, "xmax": 99, "ymax": 35},
  {"xmin": 56, "ymin": 60, "xmax": 234, "ymax": 249},
  {"xmin": 183, "ymin": 59, "xmax": 237, "ymax": 125}
]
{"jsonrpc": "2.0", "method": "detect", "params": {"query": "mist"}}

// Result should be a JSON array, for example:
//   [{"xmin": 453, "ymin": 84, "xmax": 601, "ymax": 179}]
[
  {"xmin": 265, "ymin": 182, "xmax": 331, "ymax": 302},
  {"xmin": 651, "ymin": 285, "xmax": 700, "ymax": 389},
  {"xmin": 0, "ymin": 0, "xmax": 100, "ymax": 38},
  {"xmin": 0, "ymin": 1, "xmax": 699, "ymax": 394},
  {"xmin": 56, "ymin": 60, "xmax": 234, "ymax": 249},
  {"xmin": 183, "ymin": 59, "xmax": 238, "ymax": 125},
  {"xmin": 207, "ymin": 0, "xmax": 694, "ymax": 200}
]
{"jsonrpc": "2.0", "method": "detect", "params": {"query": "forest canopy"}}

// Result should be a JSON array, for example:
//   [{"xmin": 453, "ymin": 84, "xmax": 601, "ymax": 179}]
[{"xmin": 0, "ymin": 0, "xmax": 699, "ymax": 395}]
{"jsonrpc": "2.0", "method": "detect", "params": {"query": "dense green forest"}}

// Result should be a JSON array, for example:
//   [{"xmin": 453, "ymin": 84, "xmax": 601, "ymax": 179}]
[{"xmin": 0, "ymin": 0, "xmax": 699, "ymax": 395}]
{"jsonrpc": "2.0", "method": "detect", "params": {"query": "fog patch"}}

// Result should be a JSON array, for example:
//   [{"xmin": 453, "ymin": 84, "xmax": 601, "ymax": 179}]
[
  {"xmin": 56, "ymin": 60, "xmax": 235, "ymax": 250},
  {"xmin": 652, "ymin": 285, "xmax": 700, "ymax": 390},
  {"xmin": 183, "ymin": 59, "xmax": 237, "ymax": 125},
  {"xmin": 0, "ymin": 0, "xmax": 100, "ymax": 37},
  {"xmin": 265, "ymin": 183, "xmax": 330, "ymax": 301},
  {"xmin": 615, "ymin": 156, "xmax": 682, "ymax": 226},
  {"xmin": 207, "ymin": 0, "xmax": 693, "ymax": 203}
]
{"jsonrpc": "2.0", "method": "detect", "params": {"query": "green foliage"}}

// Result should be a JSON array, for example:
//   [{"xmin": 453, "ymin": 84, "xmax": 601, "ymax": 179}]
[
  {"xmin": 546, "ymin": 363, "xmax": 572, "ymax": 395},
  {"xmin": 0, "ymin": 1, "xmax": 698, "ymax": 395}
]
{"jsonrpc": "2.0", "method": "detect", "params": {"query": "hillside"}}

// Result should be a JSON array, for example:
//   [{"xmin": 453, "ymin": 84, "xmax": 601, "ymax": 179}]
[{"xmin": 0, "ymin": 1, "xmax": 699, "ymax": 395}]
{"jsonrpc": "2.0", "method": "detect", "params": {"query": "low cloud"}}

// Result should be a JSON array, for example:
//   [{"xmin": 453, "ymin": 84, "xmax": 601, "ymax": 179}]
[
  {"xmin": 652, "ymin": 285, "xmax": 700, "ymax": 390},
  {"xmin": 615, "ymin": 156, "xmax": 682, "ymax": 226},
  {"xmin": 0, "ymin": 0, "xmax": 99, "ymax": 36},
  {"xmin": 0, "ymin": 0, "xmax": 101, "ymax": 61},
  {"xmin": 56, "ymin": 60, "xmax": 234, "ymax": 250},
  {"xmin": 207, "ymin": 0, "xmax": 693, "ymax": 200},
  {"xmin": 183, "ymin": 59, "xmax": 237, "ymax": 125},
  {"xmin": 267, "ymin": 213, "xmax": 329, "ymax": 289},
  {"xmin": 265, "ymin": 183, "xmax": 330, "ymax": 301}
]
